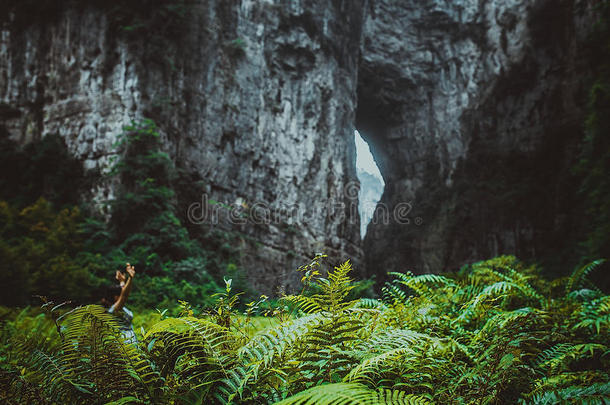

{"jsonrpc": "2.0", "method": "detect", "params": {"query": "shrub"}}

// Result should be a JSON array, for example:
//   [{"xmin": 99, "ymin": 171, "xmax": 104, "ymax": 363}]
[{"xmin": 1, "ymin": 255, "xmax": 608, "ymax": 404}]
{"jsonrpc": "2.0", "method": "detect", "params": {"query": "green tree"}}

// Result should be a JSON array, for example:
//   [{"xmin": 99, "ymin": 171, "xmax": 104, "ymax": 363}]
[{"xmin": 575, "ymin": 1, "xmax": 610, "ymax": 262}]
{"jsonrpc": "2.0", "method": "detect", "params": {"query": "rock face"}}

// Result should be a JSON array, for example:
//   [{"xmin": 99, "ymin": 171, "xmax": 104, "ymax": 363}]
[
  {"xmin": 359, "ymin": 0, "xmax": 597, "ymax": 277},
  {"xmin": 0, "ymin": 0, "xmax": 599, "ymax": 288},
  {"xmin": 0, "ymin": 1, "xmax": 365, "ymax": 294}
]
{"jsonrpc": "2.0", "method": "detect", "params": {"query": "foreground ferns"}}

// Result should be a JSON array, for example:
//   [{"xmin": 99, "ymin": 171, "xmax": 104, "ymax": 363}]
[
  {"xmin": 274, "ymin": 383, "xmax": 430, "ymax": 405},
  {"xmin": 1, "ymin": 255, "xmax": 608, "ymax": 404},
  {"xmin": 1, "ymin": 305, "xmax": 162, "ymax": 403}
]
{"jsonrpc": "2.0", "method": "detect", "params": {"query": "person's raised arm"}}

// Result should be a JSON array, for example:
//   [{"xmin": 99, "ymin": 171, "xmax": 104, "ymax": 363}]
[{"xmin": 112, "ymin": 263, "xmax": 136, "ymax": 312}]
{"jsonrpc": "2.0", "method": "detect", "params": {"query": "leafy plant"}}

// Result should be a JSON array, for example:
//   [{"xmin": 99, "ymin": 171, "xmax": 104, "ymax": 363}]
[
  {"xmin": 2, "ymin": 255, "xmax": 608, "ymax": 404},
  {"xmin": 573, "ymin": 0, "xmax": 610, "ymax": 265},
  {"xmin": 0, "ymin": 119, "xmax": 233, "ymax": 309}
]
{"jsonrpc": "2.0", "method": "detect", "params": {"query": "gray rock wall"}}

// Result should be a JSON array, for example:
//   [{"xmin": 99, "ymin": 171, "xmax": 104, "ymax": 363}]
[
  {"xmin": 0, "ymin": 1, "xmax": 365, "ymax": 293},
  {"xmin": 360, "ymin": 0, "xmax": 596, "ymax": 276},
  {"xmin": 0, "ymin": 0, "xmax": 599, "ymax": 288}
]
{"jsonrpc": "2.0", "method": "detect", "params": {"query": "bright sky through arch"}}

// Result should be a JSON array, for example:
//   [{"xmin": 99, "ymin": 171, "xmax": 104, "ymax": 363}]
[
  {"xmin": 355, "ymin": 130, "xmax": 384, "ymax": 183},
  {"xmin": 355, "ymin": 130, "xmax": 385, "ymax": 237}
]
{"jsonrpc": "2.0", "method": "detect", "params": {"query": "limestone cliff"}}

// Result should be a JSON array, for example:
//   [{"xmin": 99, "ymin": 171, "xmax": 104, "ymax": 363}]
[
  {"xmin": 359, "ymin": 0, "xmax": 598, "ymax": 277},
  {"xmin": 0, "ymin": 0, "xmax": 600, "ymax": 290},
  {"xmin": 0, "ymin": 1, "xmax": 365, "ymax": 293}
]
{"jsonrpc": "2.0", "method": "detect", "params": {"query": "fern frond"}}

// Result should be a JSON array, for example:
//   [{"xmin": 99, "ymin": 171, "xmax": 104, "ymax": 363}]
[
  {"xmin": 215, "ymin": 314, "xmax": 325, "ymax": 402},
  {"xmin": 60, "ymin": 305, "xmax": 160, "ymax": 401},
  {"xmin": 535, "ymin": 343, "xmax": 607, "ymax": 373},
  {"xmin": 572, "ymin": 296, "xmax": 610, "ymax": 334},
  {"xmin": 390, "ymin": 272, "xmax": 456, "ymax": 288},
  {"xmin": 387, "ymin": 272, "xmax": 456, "ymax": 301},
  {"xmin": 273, "ymin": 382, "xmax": 431, "ymax": 405},
  {"xmin": 238, "ymin": 314, "xmax": 324, "ymax": 367},
  {"xmin": 29, "ymin": 348, "xmax": 92, "ymax": 401},
  {"xmin": 356, "ymin": 299, "xmax": 388, "ymax": 311},
  {"xmin": 381, "ymin": 284, "xmax": 408, "ymax": 304},
  {"xmin": 344, "ymin": 347, "xmax": 416, "ymax": 384},
  {"xmin": 566, "ymin": 259, "xmax": 606, "ymax": 293},
  {"xmin": 358, "ymin": 328, "xmax": 434, "ymax": 353},
  {"xmin": 283, "ymin": 260, "xmax": 358, "ymax": 315},
  {"xmin": 525, "ymin": 381, "xmax": 610, "ymax": 404},
  {"xmin": 281, "ymin": 294, "xmax": 323, "ymax": 314},
  {"xmin": 145, "ymin": 316, "xmax": 235, "ymax": 400},
  {"xmin": 472, "ymin": 266, "xmax": 544, "ymax": 305},
  {"xmin": 457, "ymin": 280, "xmax": 545, "ymax": 324},
  {"xmin": 567, "ymin": 288, "xmax": 603, "ymax": 301},
  {"xmin": 474, "ymin": 307, "xmax": 541, "ymax": 342},
  {"xmin": 523, "ymin": 370, "xmax": 610, "ymax": 401}
]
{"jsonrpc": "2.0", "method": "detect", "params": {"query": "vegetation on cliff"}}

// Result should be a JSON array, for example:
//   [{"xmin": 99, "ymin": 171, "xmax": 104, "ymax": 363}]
[
  {"xmin": 575, "ymin": 0, "xmax": 610, "ymax": 264},
  {"xmin": 0, "ymin": 121, "xmax": 243, "ymax": 309}
]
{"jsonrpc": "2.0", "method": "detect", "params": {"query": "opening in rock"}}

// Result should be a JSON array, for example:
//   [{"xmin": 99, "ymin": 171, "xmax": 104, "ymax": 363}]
[{"xmin": 355, "ymin": 130, "xmax": 385, "ymax": 238}]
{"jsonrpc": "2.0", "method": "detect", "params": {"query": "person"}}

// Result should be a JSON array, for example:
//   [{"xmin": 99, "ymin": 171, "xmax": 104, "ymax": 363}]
[{"xmin": 104, "ymin": 263, "xmax": 137, "ymax": 344}]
